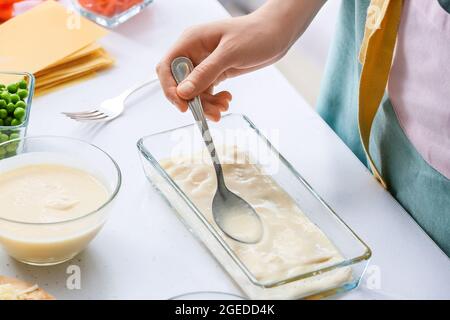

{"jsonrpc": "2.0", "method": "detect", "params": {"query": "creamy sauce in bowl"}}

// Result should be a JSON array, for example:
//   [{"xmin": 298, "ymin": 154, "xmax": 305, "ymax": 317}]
[
  {"xmin": 0, "ymin": 163, "xmax": 111, "ymax": 265},
  {"xmin": 0, "ymin": 164, "xmax": 109, "ymax": 223}
]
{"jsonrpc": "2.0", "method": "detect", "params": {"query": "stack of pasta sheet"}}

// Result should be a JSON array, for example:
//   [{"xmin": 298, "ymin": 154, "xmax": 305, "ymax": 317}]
[{"xmin": 0, "ymin": 0, "xmax": 113, "ymax": 95}]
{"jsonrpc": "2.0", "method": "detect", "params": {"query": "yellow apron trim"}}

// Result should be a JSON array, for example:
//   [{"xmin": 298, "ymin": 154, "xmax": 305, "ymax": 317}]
[
  {"xmin": 358, "ymin": 0, "xmax": 403, "ymax": 188},
  {"xmin": 359, "ymin": 0, "xmax": 391, "ymax": 64}
]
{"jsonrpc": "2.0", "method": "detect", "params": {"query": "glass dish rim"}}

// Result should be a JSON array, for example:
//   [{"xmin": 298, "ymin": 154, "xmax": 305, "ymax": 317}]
[
  {"xmin": 168, "ymin": 291, "xmax": 247, "ymax": 300},
  {"xmin": 0, "ymin": 71, "xmax": 34, "ymax": 131},
  {"xmin": 137, "ymin": 113, "xmax": 372, "ymax": 289},
  {"xmin": 0, "ymin": 135, "xmax": 122, "ymax": 226},
  {"xmin": 72, "ymin": 0, "xmax": 153, "ymax": 21}
]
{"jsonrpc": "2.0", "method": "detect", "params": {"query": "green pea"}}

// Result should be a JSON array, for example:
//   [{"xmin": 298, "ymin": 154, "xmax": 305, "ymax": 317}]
[
  {"xmin": 10, "ymin": 118, "xmax": 21, "ymax": 126},
  {"xmin": 10, "ymin": 94, "xmax": 20, "ymax": 104},
  {"xmin": 0, "ymin": 147, "xmax": 6, "ymax": 159},
  {"xmin": 17, "ymin": 89, "xmax": 28, "ymax": 100},
  {"xmin": 0, "ymin": 92, "xmax": 10, "ymax": 104},
  {"xmin": 0, "ymin": 84, "xmax": 5, "ymax": 90},
  {"xmin": 0, "ymin": 119, "xmax": 3, "ymax": 126},
  {"xmin": 6, "ymin": 142, "xmax": 18, "ymax": 153},
  {"xmin": 0, "ymin": 100, "xmax": 6, "ymax": 109},
  {"xmin": 15, "ymin": 100, "xmax": 26, "ymax": 109},
  {"xmin": 9, "ymin": 133, "xmax": 20, "ymax": 140},
  {"xmin": 0, "ymin": 109, "xmax": 7, "ymax": 119},
  {"xmin": 7, "ymin": 84, "xmax": 18, "ymax": 94},
  {"xmin": 4, "ymin": 117, "xmax": 12, "ymax": 126},
  {"xmin": 18, "ymin": 80, "xmax": 27, "ymax": 90},
  {"xmin": 6, "ymin": 103, "xmax": 15, "ymax": 114},
  {"xmin": 13, "ymin": 107, "xmax": 25, "ymax": 121},
  {"xmin": 0, "ymin": 133, "xmax": 8, "ymax": 143}
]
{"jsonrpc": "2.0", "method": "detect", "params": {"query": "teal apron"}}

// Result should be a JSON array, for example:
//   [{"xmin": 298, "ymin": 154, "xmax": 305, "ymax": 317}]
[{"xmin": 317, "ymin": 0, "xmax": 450, "ymax": 256}]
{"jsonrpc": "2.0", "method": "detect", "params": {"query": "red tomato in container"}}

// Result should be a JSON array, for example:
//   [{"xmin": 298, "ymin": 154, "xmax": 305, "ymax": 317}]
[
  {"xmin": 0, "ymin": 3, "xmax": 14, "ymax": 22},
  {"xmin": 0, "ymin": 0, "xmax": 44, "ymax": 22},
  {"xmin": 77, "ymin": 0, "xmax": 144, "ymax": 18},
  {"xmin": 0, "ymin": 0, "xmax": 23, "ymax": 4}
]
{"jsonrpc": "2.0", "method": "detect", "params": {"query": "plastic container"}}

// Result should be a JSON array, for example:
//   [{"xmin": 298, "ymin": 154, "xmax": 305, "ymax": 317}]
[
  {"xmin": 137, "ymin": 114, "xmax": 371, "ymax": 299},
  {"xmin": 72, "ymin": 0, "xmax": 153, "ymax": 28}
]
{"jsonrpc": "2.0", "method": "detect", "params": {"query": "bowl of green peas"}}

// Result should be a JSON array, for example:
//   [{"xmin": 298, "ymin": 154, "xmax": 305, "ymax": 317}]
[{"xmin": 0, "ymin": 72, "xmax": 34, "ymax": 159}]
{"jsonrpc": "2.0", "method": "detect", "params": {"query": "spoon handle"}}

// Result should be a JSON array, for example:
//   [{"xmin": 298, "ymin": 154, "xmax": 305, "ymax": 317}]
[{"xmin": 171, "ymin": 57, "xmax": 225, "ymax": 186}]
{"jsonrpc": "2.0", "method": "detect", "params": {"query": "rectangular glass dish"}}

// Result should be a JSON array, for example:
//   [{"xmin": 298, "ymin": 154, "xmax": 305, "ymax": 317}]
[{"xmin": 137, "ymin": 114, "xmax": 371, "ymax": 299}]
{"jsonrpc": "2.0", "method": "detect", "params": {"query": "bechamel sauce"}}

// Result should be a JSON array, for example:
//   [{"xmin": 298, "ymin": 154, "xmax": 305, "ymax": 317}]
[
  {"xmin": 160, "ymin": 147, "xmax": 349, "ymax": 285},
  {"xmin": 0, "ymin": 164, "xmax": 109, "ymax": 264},
  {"xmin": 0, "ymin": 164, "xmax": 109, "ymax": 223}
]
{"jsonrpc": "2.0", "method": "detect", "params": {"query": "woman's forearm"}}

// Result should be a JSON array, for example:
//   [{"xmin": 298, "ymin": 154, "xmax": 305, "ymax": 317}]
[
  {"xmin": 254, "ymin": 0, "xmax": 326, "ymax": 47},
  {"xmin": 157, "ymin": 0, "xmax": 326, "ymax": 120}
]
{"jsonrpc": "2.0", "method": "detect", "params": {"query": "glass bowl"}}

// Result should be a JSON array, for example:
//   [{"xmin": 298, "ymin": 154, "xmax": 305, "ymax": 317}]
[
  {"xmin": 0, "ymin": 136, "xmax": 121, "ymax": 266},
  {"xmin": 0, "ymin": 72, "xmax": 34, "ymax": 160},
  {"xmin": 72, "ymin": 0, "xmax": 154, "ymax": 28},
  {"xmin": 138, "ymin": 114, "xmax": 372, "ymax": 300}
]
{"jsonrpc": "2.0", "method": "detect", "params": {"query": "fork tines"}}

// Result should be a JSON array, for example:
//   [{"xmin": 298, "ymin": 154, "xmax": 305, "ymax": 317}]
[{"xmin": 62, "ymin": 110, "xmax": 108, "ymax": 121}]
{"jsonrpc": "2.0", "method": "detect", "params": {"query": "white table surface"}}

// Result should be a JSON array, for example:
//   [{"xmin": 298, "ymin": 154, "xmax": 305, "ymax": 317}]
[{"xmin": 1, "ymin": 0, "xmax": 448, "ymax": 300}]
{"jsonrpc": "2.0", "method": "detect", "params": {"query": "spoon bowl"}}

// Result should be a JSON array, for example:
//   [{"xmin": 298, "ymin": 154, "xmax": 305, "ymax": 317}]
[{"xmin": 212, "ymin": 187, "xmax": 263, "ymax": 244}]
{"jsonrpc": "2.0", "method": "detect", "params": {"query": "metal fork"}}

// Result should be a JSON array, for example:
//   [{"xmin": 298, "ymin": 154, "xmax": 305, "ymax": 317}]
[{"xmin": 62, "ymin": 77, "xmax": 159, "ymax": 123}]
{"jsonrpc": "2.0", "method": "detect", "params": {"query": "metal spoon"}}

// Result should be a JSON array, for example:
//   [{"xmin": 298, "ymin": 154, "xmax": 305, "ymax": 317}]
[{"xmin": 171, "ymin": 57, "xmax": 263, "ymax": 244}]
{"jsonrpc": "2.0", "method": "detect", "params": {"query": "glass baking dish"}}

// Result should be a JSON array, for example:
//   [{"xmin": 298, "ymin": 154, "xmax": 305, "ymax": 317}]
[{"xmin": 137, "ymin": 114, "xmax": 371, "ymax": 299}]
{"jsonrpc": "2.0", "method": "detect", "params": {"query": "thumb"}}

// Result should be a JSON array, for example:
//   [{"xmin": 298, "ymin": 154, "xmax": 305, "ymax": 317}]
[{"xmin": 177, "ymin": 51, "xmax": 227, "ymax": 99}]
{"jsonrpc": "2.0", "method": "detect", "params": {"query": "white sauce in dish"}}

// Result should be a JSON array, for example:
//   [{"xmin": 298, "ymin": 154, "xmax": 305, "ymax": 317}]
[{"xmin": 160, "ymin": 147, "xmax": 348, "ymax": 284}]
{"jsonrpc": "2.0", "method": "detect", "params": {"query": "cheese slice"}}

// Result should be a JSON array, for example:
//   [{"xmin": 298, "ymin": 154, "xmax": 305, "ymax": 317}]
[{"xmin": 0, "ymin": 0, "xmax": 108, "ymax": 73}]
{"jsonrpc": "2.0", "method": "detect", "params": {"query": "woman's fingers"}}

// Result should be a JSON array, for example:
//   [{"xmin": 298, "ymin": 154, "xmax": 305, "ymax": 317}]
[
  {"xmin": 200, "ymin": 91, "xmax": 232, "ymax": 121},
  {"xmin": 157, "ymin": 22, "xmax": 227, "ymax": 112},
  {"xmin": 156, "ymin": 22, "xmax": 232, "ymax": 120},
  {"xmin": 176, "ymin": 48, "xmax": 230, "ymax": 100},
  {"xmin": 209, "ymin": 91, "xmax": 232, "ymax": 111},
  {"xmin": 201, "ymin": 91, "xmax": 231, "ymax": 111},
  {"xmin": 156, "ymin": 61, "xmax": 189, "ymax": 112},
  {"xmin": 202, "ymin": 103, "xmax": 222, "ymax": 122},
  {"xmin": 156, "ymin": 28, "xmax": 208, "ymax": 112}
]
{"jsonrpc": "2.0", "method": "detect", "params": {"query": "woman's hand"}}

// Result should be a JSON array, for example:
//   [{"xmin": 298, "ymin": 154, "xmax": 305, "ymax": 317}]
[{"xmin": 156, "ymin": 0, "xmax": 325, "ymax": 121}]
